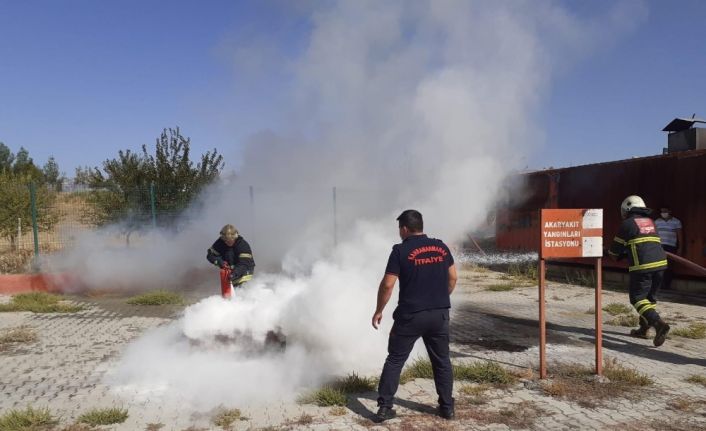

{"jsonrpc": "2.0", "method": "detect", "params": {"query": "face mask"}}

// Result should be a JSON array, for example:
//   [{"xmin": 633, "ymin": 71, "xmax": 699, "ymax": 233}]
[{"xmin": 661, "ymin": 212, "xmax": 669, "ymax": 219}]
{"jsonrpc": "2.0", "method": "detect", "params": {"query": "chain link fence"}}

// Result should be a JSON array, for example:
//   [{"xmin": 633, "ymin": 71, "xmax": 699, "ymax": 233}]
[{"xmin": 0, "ymin": 181, "xmax": 402, "ymax": 273}]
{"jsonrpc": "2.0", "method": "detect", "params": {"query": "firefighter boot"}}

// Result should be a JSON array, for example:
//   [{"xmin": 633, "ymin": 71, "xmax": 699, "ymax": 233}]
[
  {"xmin": 653, "ymin": 319, "xmax": 670, "ymax": 347},
  {"xmin": 629, "ymin": 319, "xmax": 650, "ymax": 339}
]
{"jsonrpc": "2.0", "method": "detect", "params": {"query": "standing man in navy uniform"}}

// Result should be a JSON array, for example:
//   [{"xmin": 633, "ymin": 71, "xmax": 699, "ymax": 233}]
[{"xmin": 372, "ymin": 209, "xmax": 458, "ymax": 422}]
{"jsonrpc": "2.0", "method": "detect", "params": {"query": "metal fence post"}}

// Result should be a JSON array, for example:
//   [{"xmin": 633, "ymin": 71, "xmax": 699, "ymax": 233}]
[
  {"xmin": 29, "ymin": 182, "xmax": 39, "ymax": 259},
  {"xmin": 150, "ymin": 182, "xmax": 157, "ymax": 228}
]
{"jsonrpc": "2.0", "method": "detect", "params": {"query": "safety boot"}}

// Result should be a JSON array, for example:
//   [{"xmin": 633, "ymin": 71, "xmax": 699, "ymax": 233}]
[
  {"xmin": 653, "ymin": 319, "xmax": 670, "ymax": 347},
  {"xmin": 629, "ymin": 320, "xmax": 650, "ymax": 339}
]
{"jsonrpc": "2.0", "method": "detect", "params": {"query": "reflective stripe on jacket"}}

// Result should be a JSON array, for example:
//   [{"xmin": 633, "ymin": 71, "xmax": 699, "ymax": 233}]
[{"xmin": 608, "ymin": 211, "xmax": 667, "ymax": 273}]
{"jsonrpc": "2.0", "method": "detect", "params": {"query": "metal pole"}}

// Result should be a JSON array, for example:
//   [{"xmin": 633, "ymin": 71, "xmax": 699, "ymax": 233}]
[
  {"xmin": 595, "ymin": 257, "xmax": 603, "ymax": 376},
  {"xmin": 17, "ymin": 218, "xmax": 22, "ymax": 250},
  {"xmin": 333, "ymin": 186, "xmax": 338, "ymax": 247},
  {"xmin": 30, "ymin": 183, "xmax": 39, "ymax": 259},
  {"xmin": 539, "ymin": 258, "xmax": 547, "ymax": 379},
  {"xmin": 150, "ymin": 182, "xmax": 157, "ymax": 228}
]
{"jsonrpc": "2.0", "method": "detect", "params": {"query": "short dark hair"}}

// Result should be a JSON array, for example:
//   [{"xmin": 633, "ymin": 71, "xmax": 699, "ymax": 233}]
[{"xmin": 397, "ymin": 209, "xmax": 423, "ymax": 232}]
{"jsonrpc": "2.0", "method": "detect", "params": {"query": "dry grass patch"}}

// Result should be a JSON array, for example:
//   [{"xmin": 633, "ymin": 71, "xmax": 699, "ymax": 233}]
[
  {"xmin": 457, "ymin": 401, "xmax": 547, "ymax": 429},
  {"xmin": 292, "ymin": 413, "xmax": 313, "ymax": 425},
  {"xmin": 671, "ymin": 322, "xmax": 706, "ymax": 339},
  {"xmin": 212, "ymin": 408, "xmax": 243, "ymax": 429},
  {"xmin": 540, "ymin": 359, "xmax": 651, "ymax": 408},
  {"xmin": 459, "ymin": 384, "xmax": 491, "ymax": 405},
  {"xmin": 606, "ymin": 314, "xmax": 639, "ymax": 327},
  {"xmin": 145, "ymin": 423, "xmax": 165, "ymax": 431},
  {"xmin": 329, "ymin": 406, "xmax": 348, "ymax": 416},
  {"xmin": 0, "ymin": 292, "xmax": 83, "ymax": 313},
  {"xmin": 77, "ymin": 407, "xmax": 128, "ymax": 426},
  {"xmin": 0, "ymin": 326, "xmax": 37, "ymax": 347},
  {"xmin": 686, "ymin": 374, "xmax": 706, "ymax": 387},
  {"xmin": 56, "ymin": 424, "xmax": 97, "ymax": 431},
  {"xmin": 0, "ymin": 406, "xmax": 57, "ymax": 431},
  {"xmin": 508, "ymin": 262, "xmax": 538, "ymax": 282},
  {"xmin": 667, "ymin": 397, "xmax": 700, "ymax": 412},
  {"xmin": 485, "ymin": 283, "xmax": 515, "ymax": 292},
  {"xmin": 603, "ymin": 303, "xmax": 633, "ymax": 315},
  {"xmin": 126, "ymin": 290, "xmax": 185, "ymax": 306}
]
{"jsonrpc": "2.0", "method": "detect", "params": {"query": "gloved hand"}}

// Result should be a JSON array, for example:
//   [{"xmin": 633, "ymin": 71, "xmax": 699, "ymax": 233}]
[{"xmin": 215, "ymin": 257, "xmax": 225, "ymax": 268}]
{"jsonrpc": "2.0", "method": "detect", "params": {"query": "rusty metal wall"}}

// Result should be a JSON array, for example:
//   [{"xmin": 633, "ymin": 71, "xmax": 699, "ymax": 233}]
[{"xmin": 496, "ymin": 149, "xmax": 706, "ymax": 278}]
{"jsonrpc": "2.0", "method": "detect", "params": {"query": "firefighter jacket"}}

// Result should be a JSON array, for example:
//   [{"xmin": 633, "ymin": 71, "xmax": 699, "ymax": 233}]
[
  {"xmin": 207, "ymin": 236, "xmax": 255, "ymax": 285},
  {"xmin": 608, "ymin": 209, "xmax": 668, "ymax": 273}
]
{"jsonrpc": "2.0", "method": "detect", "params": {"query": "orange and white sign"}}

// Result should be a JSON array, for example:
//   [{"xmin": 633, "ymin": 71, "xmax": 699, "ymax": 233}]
[{"xmin": 540, "ymin": 209, "xmax": 603, "ymax": 258}]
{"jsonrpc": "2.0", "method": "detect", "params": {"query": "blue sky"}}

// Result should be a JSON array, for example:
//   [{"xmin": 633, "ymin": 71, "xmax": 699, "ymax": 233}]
[{"xmin": 1, "ymin": 0, "xmax": 705, "ymax": 175}]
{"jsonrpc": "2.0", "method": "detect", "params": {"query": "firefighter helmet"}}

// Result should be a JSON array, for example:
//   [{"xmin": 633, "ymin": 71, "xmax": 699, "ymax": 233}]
[
  {"xmin": 220, "ymin": 224, "xmax": 239, "ymax": 243},
  {"xmin": 621, "ymin": 195, "xmax": 646, "ymax": 218}
]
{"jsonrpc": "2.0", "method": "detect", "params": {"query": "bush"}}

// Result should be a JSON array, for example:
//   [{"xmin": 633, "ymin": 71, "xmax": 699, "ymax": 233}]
[
  {"xmin": 0, "ymin": 406, "xmax": 57, "ymax": 430},
  {"xmin": 77, "ymin": 407, "xmax": 129, "ymax": 426}
]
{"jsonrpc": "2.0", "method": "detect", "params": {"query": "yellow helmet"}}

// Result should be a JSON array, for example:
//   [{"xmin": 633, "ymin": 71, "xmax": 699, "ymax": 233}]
[{"xmin": 220, "ymin": 224, "xmax": 239, "ymax": 242}]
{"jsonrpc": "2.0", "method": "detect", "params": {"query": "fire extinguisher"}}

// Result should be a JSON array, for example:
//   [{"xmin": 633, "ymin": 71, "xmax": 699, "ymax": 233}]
[{"xmin": 220, "ymin": 266, "xmax": 232, "ymax": 299}]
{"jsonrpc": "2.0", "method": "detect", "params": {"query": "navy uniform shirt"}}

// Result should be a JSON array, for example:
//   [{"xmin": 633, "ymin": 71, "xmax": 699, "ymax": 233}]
[{"xmin": 385, "ymin": 234, "xmax": 454, "ymax": 319}]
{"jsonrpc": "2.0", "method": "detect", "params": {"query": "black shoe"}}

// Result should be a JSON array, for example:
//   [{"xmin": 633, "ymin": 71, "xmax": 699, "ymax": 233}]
[
  {"xmin": 629, "ymin": 321, "xmax": 650, "ymax": 339},
  {"xmin": 374, "ymin": 406, "xmax": 396, "ymax": 423},
  {"xmin": 439, "ymin": 407, "xmax": 455, "ymax": 420},
  {"xmin": 653, "ymin": 319, "xmax": 670, "ymax": 347}
]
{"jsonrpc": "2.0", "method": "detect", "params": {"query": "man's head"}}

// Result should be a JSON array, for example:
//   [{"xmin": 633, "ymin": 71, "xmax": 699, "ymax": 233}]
[
  {"xmin": 220, "ymin": 224, "xmax": 239, "ymax": 246},
  {"xmin": 659, "ymin": 207, "xmax": 672, "ymax": 220},
  {"xmin": 396, "ymin": 209, "xmax": 423, "ymax": 240}
]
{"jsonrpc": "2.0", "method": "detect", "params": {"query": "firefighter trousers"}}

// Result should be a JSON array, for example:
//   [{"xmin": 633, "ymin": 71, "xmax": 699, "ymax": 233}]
[
  {"xmin": 629, "ymin": 270, "xmax": 664, "ymax": 326},
  {"xmin": 377, "ymin": 308, "xmax": 453, "ymax": 411}
]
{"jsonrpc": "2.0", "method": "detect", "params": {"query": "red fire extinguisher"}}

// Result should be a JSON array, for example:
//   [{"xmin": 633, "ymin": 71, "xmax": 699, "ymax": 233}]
[{"xmin": 220, "ymin": 266, "xmax": 232, "ymax": 299}]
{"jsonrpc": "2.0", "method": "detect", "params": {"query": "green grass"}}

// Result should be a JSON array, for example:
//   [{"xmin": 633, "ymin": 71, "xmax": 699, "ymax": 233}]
[
  {"xmin": 0, "ymin": 327, "xmax": 37, "ymax": 345},
  {"xmin": 0, "ymin": 406, "xmax": 57, "ymax": 430},
  {"xmin": 602, "ymin": 303, "xmax": 633, "ymax": 316},
  {"xmin": 126, "ymin": 290, "xmax": 185, "ymax": 306},
  {"xmin": 400, "ymin": 358, "xmax": 516, "ymax": 385},
  {"xmin": 77, "ymin": 407, "xmax": 129, "ymax": 426},
  {"xmin": 298, "ymin": 386, "xmax": 348, "ymax": 407},
  {"xmin": 453, "ymin": 361, "xmax": 517, "ymax": 384},
  {"xmin": 685, "ymin": 375, "xmax": 706, "ymax": 387},
  {"xmin": 485, "ymin": 284, "xmax": 515, "ymax": 292},
  {"xmin": 330, "ymin": 372, "xmax": 377, "ymax": 393},
  {"xmin": 508, "ymin": 262, "xmax": 538, "ymax": 282},
  {"xmin": 212, "ymin": 408, "xmax": 242, "ymax": 428},
  {"xmin": 400, "ymin": 357, "xmax": 434, "ymax": 383},
  {"xmin": 0, "ymin": 292, "xmax": 83, "ymax": 313},
  {"xmin": 671, "ymin": 322, "xmax": 706, "ymax": 339}
]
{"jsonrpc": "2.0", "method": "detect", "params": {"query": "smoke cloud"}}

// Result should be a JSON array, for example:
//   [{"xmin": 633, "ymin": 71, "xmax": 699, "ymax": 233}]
[{"xmin": 49, "ymin": 0, "xmax": 646, "ymax": 410}]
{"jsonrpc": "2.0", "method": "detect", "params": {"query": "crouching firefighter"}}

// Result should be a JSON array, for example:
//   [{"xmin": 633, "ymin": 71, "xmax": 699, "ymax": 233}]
[
  {"xmin": 608, "ymin": 195, "xmax": 670, "ymax": 347},
  {"xmin": 207, "ymin": 224, "xmax": 255, "ymax": 298}
]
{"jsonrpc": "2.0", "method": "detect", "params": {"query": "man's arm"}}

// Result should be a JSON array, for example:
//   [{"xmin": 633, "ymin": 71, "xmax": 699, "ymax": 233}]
[
  {"xmin": 448, "ymin": 264, "xmax": 458, "ymax": 294},
  {"xmin": 676, "ymin": 227, "xmax": 684, "ymax": 255},
  {"xmin": 372, "ymin": 273, "xmax": 397, "ymax": 329}
]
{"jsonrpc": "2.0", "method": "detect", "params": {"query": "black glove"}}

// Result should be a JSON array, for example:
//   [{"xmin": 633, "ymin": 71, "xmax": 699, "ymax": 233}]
[{"xmin": 215, "ymin": 257, "xmax": 224, "ymax": 268}]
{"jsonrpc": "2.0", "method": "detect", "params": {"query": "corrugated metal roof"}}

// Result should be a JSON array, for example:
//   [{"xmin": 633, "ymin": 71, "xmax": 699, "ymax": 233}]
[{"xmin": 662, "ymin": 117, "xmax": 706, "ymax": 132}]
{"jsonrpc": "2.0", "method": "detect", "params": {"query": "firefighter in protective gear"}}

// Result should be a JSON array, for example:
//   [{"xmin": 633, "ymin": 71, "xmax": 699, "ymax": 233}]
[
  {"xmin": 207, "ymin": 224, "xmax": 255, "ymax": 289},
  {"xmin": 608, "ymin": 195, "xmax": 670, "ymax": 346}
]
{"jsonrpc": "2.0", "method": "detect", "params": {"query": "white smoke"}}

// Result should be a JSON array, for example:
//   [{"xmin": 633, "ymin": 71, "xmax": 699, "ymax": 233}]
[{"xmin": 54, "ymin": 0, "xmax": 647, "ymax": 409}]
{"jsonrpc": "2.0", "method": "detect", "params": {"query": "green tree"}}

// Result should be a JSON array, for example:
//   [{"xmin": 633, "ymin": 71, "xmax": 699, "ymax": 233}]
[
  {"xmin": 0, "ymin": 142, "xmax": 14, "ymax": 173},
  {"xmin": 11, "ymin": 147, "xmax": 43, "ymax": 181},
  {"xmin": 0, "ymin": 172, "xmax": 59, "ymax": 251},
  {"xmin": 83, "ymin": 127, "xmax": 224, "ymax": 236},
  {"xmin": 42, "ymin": 156, "xmax": 63, "ymax": 191}
]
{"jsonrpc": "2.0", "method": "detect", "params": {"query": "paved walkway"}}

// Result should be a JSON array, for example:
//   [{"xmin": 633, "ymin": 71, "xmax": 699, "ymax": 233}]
[{"xmin": 1, "ymin": 267, "xmax": 705, "ymax": 430}]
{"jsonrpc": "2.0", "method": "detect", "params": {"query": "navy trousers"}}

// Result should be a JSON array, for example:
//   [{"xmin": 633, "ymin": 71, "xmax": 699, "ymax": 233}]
[{"xmin": 377, "ymin": 308, "xmax": 454, "ymax": 410}]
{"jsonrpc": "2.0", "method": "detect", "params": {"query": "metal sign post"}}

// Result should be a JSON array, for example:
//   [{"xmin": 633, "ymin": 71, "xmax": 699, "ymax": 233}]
[{"xmin": 539, "ymin": 209, "xmax": 603, "ymax": 378}]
